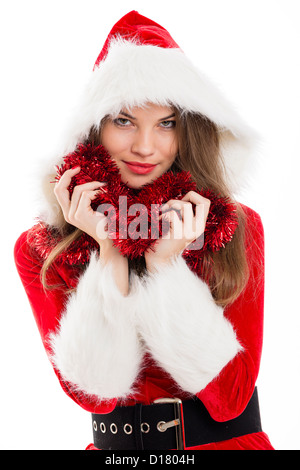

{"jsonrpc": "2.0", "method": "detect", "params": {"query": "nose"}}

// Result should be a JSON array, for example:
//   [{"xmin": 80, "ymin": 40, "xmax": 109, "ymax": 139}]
[{"xmin": 131, "ymin": 128, "xmax": 155, "ymax": 158}]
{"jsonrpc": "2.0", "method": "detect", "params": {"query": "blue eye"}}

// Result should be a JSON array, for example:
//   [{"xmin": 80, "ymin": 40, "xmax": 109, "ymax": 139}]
[{"xmin": 114, "ymin": 118, "xmax": 131, "ymax": 127}]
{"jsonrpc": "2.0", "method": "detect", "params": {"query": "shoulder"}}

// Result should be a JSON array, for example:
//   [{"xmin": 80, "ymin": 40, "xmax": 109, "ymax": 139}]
[
  {"xmin": 14, "ymin": 226, "xmax": 85, "ymax": 291},
  {"xmin": 237, "ymin": 204, "xmax": 265, "ymax": 289},
  {"xmin": 15, "ymin": 223, "xmax": 60, "ymax": 268},
  {"xmin": 238, "ymin": 203, "xmax": 264, "ymax": 249},
  {"xmin": 239, "ymin": 203, "xmax": 263, "ymax": 228},
  {"xmin": 14, "ymin": 229, "xmax": 47, "ymax": 300},
  {"xmin": 14, "ymin": 228, "xmax": 40, "ymax": 268}
]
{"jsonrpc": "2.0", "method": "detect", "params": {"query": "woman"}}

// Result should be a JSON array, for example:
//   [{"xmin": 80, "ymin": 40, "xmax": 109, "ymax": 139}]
[{"xmin": 14, "ymin": 11, "xmax": 274, "ymax": 450}]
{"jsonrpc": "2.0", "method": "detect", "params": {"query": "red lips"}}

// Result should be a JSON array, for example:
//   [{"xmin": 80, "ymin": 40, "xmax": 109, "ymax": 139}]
[{"xmin": 124, "ymin": 161, "xmax": 157, "ymax": 175}]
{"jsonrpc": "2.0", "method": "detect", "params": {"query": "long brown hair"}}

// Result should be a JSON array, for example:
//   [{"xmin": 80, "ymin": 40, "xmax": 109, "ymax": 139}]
[
  {"xmin": 172, "ymin": 109, "xmax": 250, "ymax": 306},
  {"xmin": 40, "ymin": 108, "xmax": 251, "ymax": 306}
]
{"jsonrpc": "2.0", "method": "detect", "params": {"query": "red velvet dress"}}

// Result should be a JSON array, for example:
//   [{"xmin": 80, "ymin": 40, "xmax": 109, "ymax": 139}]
[{"xmin": 14, "ymin": 204, "xmax": 274, "ymax": 450}]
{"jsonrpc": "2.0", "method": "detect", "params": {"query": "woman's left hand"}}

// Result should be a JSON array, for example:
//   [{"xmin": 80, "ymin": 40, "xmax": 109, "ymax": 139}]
[{"xmin": 145, "ymin": 191, "xmax": 211, "ymax": 272}]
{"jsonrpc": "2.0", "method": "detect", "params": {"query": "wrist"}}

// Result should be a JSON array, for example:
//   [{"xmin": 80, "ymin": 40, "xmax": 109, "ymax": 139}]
[
  {"xmin": 145, "ymin": 254, "xmax": 171, "ymax": 273},
  {"xmin": 98, "ymin": 239, "xmax": 119, "ymax": 262},
  {"xmin": 99, "ymin": 243, "xmax": 129, "ymax": 296}
]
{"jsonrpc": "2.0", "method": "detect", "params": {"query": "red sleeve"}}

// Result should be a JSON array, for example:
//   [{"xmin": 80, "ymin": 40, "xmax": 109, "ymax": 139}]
[
  {"xmin": 197, "ymin": 206, "xmax": 265, "ymax": 421},
  {"xmin": 14, "ymin": 230, "xmax": 117, "ymax": 414}
]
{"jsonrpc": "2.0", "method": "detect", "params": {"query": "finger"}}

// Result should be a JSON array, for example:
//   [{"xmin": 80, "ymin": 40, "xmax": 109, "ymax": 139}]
[
  {"xmin": 160, "ymin": 209, "xmax": 183, "ymax": 240},
  {"xmin": 160, "ymin": 200, "xmax": 191, "ymax": 221},
  {"xmin": 181, "ymin": 191, "xmax": 211, "ymax": 220},
  {"xmin": 194, "ymin": 202, "xmax": 207, "ymax": 232},
  {"xmin": 55, "ymin": 167, "xmax": 82, "ymax": 190},
  {"xmin": 161, "ymin": 205, "xmax": 196, "ymax": 241},
  {"xmin": 72, "ymin": 190, "xmax": 100, "ymax": 223},
  {"xmin": 160, "ymin": 199, "xmax": 185, "ymax": 212},
  {"xmin": 181, "ymin": 191, "xmax": 209, "ymax": 205},
  {"xmin": 71, "ymin": 181, "xmax": 105, "ymax": 209},
  {"xmin": 69, "ymin": 182, "xmax": 106, "ymax": 220},
  {"xmin": 54, "ymin": 167, "xmax": 81, "ymax": 215},
  {"xmin": 181, "ymin": 203, "xmax": 196, "ymax": 239}
]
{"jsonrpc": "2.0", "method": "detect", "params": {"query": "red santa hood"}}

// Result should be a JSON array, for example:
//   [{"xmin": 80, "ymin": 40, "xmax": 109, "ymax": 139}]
[{"xmin": 38, "ymin": 10, "xmax": 258, "ymax": 227}]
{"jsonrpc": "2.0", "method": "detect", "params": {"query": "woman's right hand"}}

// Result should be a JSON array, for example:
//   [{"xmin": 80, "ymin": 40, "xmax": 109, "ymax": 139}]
[
  {"xmin": 54, "ymin": 167, "xmax": 116, "ymax": 255},
  {"xmin": 54, "ymin": 167, "xmax": 129, "ymax": 295}
]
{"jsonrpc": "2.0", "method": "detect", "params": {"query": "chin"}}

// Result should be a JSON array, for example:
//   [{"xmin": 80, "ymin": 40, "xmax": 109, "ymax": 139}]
[{"xmin": 122, "ymin": 175, "xmax": 156, "ymax": 190}]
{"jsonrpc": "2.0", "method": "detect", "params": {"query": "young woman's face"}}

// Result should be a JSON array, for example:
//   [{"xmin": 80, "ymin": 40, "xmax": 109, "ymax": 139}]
[{"xmin": 101, "ymin": 104, "xmax": 179, "ymax": 189}]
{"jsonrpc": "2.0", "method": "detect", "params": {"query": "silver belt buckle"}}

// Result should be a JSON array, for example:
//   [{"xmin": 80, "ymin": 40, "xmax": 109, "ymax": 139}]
[{"xmin": 153, "ymin": 397, "xmax": 185, "ymax": 450}]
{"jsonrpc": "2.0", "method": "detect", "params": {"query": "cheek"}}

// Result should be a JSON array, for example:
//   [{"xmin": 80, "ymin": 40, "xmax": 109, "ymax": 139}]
[
  {"xmin": 163, "ymin": 137, "xmax": 178, "ymax": 167},
  {"xmin": 172, "ymin": 134, "xmax": 179, "ymax": 155},
  {"xmin": 101, "ymin": 133, "xmax": 116, "ymax": 156},
  {"xmin": 101, "ymin": 124, "xmax": 128, "ymax": 158}
]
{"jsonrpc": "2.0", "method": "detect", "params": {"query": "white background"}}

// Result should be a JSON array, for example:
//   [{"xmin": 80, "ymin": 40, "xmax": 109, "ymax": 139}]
[{"xmin": 1, "ymin": 0, "xmax": 299, "ymax": 450}]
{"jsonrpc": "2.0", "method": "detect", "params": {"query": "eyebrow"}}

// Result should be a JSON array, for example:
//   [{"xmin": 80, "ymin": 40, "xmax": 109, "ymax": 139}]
[{"xmin": 119, "ymin": 111, "xmax": 176, "ymax": 121}]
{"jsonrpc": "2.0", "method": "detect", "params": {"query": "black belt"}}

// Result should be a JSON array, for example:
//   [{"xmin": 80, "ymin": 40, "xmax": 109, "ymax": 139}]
[{"xmin": 91, "ymin": 387, "xmax": 262, "ymax": 450}]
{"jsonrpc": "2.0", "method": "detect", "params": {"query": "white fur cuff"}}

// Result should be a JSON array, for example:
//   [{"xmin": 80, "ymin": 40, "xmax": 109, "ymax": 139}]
[
  {"xmin": 132, "ymin": 256, "xmax": 243, "ymax": 394},
  {"xmin": 50, "ymin": 252, "xmax": 142, "ymax": 400}
]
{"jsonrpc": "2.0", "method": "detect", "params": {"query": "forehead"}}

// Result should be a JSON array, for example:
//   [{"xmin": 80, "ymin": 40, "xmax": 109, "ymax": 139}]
[{"xmin": 118, "ymin": 103, "xmax": 176, "ymax": 119}]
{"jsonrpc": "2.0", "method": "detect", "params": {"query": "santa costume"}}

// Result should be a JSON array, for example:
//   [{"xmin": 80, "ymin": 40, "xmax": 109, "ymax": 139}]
[{"xmin": 14, "ymin": 11, "xmax": 274, "ymax": 450}]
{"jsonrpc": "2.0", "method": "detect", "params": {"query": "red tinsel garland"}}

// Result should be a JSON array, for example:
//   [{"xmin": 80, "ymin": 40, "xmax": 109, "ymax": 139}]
[{"xmin": 29, "ymin": 143, "xmax": 238, "ymax": 271}]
